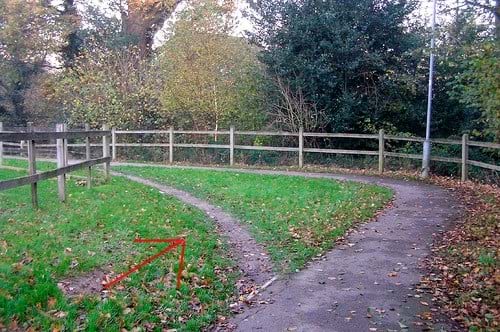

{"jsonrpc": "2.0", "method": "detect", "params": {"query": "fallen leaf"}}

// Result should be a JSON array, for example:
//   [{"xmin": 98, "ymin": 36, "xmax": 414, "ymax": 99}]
[{"xmin": 47, "ymin": 297, "xmax": 57, "ymax": 309}]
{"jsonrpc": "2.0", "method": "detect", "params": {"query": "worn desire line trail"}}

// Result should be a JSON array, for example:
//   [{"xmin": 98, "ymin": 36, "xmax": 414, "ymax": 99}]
[
  {"xmin": 112, "ymin": 164, "xmax": 462, "ymax": 331},
  {"xmin": 112, "ymin": 171, "xmax": 276, "ymax": 291}
]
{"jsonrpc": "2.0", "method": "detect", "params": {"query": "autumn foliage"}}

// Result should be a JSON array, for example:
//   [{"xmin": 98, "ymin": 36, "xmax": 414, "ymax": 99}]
[{"xmin": 423, "ymin": 177, "xmax": 499, "ymax": 330}]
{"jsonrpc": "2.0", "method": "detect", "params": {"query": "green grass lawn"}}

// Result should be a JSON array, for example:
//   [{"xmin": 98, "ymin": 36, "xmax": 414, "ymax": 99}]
[
  {"xmin": 1, "ymin": 157, "xmax": 58, "ymax": 171},
  {"xmin": 0, "ymin": 158, "xmax": 57, "ymax": 179},
  {"xmin": 115, "ymin": 166, "xmax": 393, "ymax": 272},
  {"xmin": 0, "ymin": 166, "xmax": 236, "ymax": 331}
]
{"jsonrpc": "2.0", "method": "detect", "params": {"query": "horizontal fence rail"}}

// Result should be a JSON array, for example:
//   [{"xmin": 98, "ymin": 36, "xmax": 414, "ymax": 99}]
[
  {"xmin": 304, "ymin": 148, "xmax": 379, "ymax": 155},
  {"xmin": 0, "ymin": 157, "xmax": 111, "ymax": 191},
  {"xmin": 0, "ymin": 130, "xmax": 111, "ymax": 142},
  {"xmin": 0, "ymin": 122, "xmax": 111, "ymax": 208},
  {"xmin": 304, "ymin": 133, "xmax": 378, "ymax": 139},
  {"xmin": 235, "ymin": 130, "xmax": 298, "ymax": 137},
  {"xmin": 2, "ymin": 124, "xmax": 499, "ymax": 183}
]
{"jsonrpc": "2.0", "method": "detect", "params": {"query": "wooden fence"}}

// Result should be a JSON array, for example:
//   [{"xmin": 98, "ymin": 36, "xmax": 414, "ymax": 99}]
[
  {"xmin": 0, "ymin": 123, "xmax": 111, "ymax": 208},
  {"xmin": 1, "ymin": 124, "xmax": 499, "ymax": 183},
  {"xmin": 115, "ymin": 127, "xmax": 499, "ymax": 181}
]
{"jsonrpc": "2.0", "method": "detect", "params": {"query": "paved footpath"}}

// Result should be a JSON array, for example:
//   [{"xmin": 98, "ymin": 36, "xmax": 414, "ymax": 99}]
[
  {"xmin": 228, "ymin": 170, "xmax": 462, "ymax": 332},
  {"xmin": 112, "ymin": 164, "xmax": 463, "ymax": 331}
]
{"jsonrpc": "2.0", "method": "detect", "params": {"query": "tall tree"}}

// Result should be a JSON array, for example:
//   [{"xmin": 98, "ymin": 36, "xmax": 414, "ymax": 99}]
[
  {"xmin": 454, "ymin": 44, "xmax": 500, "ymax": 141},
  {"xmin": 59, "ymin": 0, "xmax": 82, "ymax": 68},
  {"xmin": 442, "ymin": 2, "xmax": 500, "ymax": 140},
  {"xmin": 252, "ymin": 0, "xmax": 421, "ymax": 133},
  {"xmin": 0, "ymin": 0, "xmax": 70, "ymax": 124},
  {"xmin": 36, "ymin": 47, "xmax": 163, "ymax": 128},
  {"xmin": 158, "ymin": 0, "xmax": 268, "ymax": 130}
]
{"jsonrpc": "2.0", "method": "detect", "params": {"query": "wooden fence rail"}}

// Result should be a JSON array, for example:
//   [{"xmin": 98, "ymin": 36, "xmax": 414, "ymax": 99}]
[
  {"xmin": 112, "ymin": 127, "xmax": 499, "ymax": 181},
  {"xmin": 2, "ymin": 124, "xmax": 499, "ymax": 183},
  {"xmin": 0, "ymin": 122, "xmax": 111, "ymax": 208}
]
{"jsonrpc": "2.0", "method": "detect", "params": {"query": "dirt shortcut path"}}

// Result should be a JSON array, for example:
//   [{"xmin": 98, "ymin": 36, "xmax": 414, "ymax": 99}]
[
  {"xmin": 113, "ymin": 164, "xmax": 462, "ymax": 331},
  {"xmin": 112, "ymin": 172, "xmax": 275, "ymax": 291}
]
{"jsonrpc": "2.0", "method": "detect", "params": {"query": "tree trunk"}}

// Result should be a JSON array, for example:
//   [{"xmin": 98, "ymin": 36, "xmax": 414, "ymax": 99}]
[
  {"xmin": 60, "ymin": 0, "xmax": 81, "ymax": 67},
  {"xmin": 123, "ymin": 0, "xmax": 181, "ymax": 57}
]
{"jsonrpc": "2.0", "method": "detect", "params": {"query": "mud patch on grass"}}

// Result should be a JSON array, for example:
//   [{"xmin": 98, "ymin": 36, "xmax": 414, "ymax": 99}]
[{"xmin": 58, "ymin": 269, "xmax": 106, "ymax": 297}]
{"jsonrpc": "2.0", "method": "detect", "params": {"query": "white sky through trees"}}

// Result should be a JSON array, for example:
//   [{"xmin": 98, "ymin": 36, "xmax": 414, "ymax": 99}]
[
  {"xmin": 68, "ymin": 0, "xmax": 480, "ymax": 48},
  {"xmin": 63, "ymin": 0, "xmax": 253, "ymax": 48},
  {"xmin": 47, "ymin": 0, "xmax": 495, "ymax": 64}
]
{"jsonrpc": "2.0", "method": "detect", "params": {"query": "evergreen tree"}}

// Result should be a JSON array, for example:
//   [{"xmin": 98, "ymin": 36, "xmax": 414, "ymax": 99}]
[{"xmin": 252, "ymin": 0, "xmax": 421, "ymax": 133}]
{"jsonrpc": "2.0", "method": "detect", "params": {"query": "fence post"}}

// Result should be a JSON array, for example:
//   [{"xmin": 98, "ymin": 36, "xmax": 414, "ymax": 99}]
[
  {"xmin": 461, "ymin": 133, "xmax": 469, "ymax": 182},
  {"xmin": 0, "ymin": 121, "xmax": 3, "ymax": 166},
  {"xmin": 378, "ymin": 129, "xmax": 385, "ymax": 174},
  {"xmin": 63, "ymin": 123, "xmax": 68, "ymax": 166},
  {"xmin": 299, "ymin": 127, "xmax": 304, "ymax": 168},
  {"xmin": 169, "ymin": 126, "xmax": 174, "ymax": 164},
  {"xmin": 102, "ymin": 124, "xmax": 111, "ymax": 182},
  {"xmin": 27, "ymin": 122, "xmax": 38, "ymax": 208},
  {"xmin": 112, "ymin": 127, "xmax": 117, "ymax": 161},
  {"xmin": 230, "ymin": 126, "xmax": 234, "ymax": 166},
  {"xmin": 85, "ymin": 123, "xmax": 92, "ymax": 189},
  {"xmin": 56, "ymin": 123, "xmax": 66, "ymax": 202}
]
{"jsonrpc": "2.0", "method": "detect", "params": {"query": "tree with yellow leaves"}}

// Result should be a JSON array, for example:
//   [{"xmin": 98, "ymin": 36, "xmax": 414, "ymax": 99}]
[{"xmin": 158, "ymin": 0, "xmax": 269, "ymax": 131}]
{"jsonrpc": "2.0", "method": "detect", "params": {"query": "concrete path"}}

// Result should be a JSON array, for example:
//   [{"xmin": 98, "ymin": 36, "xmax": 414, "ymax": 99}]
[
  {"xmin": 112, "ymin": 164, "xmax": 462, "ymax": 331},
  {"xmin": 227, "ymin": 171, "xmax": 461, "ymax": 332}
]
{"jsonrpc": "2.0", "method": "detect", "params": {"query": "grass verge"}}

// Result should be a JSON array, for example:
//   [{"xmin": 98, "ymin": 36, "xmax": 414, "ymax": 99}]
[
  {"xmin": 0, "ymin": 166, "xmax": 236, "ymax": 331},
  {"xmin": 114, "ymin": 166, "xmax": 393, "ymax": 273}
]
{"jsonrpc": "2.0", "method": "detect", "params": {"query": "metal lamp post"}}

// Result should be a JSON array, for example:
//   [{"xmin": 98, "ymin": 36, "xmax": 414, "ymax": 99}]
[{"xmin": 422, "ymin": 0, "xmax": 437, "ymax": 178}]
